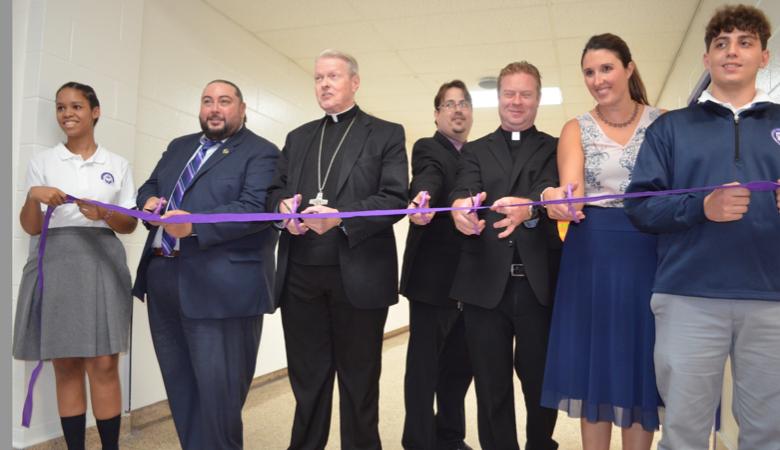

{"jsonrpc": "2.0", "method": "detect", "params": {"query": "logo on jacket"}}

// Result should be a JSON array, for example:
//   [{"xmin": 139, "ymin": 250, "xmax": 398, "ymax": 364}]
[
  {"xmin": 100, "ymin": 172, "xmax": 115, "ymax": 185},
  {"xmin": 772, "ymin": 129, "xmax": 780, "ymax": 146}
]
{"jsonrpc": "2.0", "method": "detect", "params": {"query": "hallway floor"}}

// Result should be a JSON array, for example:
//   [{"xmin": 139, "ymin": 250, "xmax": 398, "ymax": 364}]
[{"xmin": 36, "ymin": 331, "xmax": 662, "ymax": 449}]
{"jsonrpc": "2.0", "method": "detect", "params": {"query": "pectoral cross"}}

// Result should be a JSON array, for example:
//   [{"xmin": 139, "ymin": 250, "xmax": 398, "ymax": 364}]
[{"xmin": 309, "ymin": 191, "xmax": 329, "ymax": 206}]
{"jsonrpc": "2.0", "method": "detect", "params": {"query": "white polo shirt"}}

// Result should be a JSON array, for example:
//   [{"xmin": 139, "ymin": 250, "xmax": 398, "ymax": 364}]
[{"xmin": 25, "ymin": 143, "xmax": 137, "ymax": 229}]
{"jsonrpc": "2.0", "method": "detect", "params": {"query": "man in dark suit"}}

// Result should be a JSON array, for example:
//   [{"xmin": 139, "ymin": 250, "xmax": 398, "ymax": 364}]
[
  {"xmin": 450, "ymin": 62, "xmax": 561, "ymax": 450},
  {"xmin": 132, "ymin": 80, "xmax": 279, "ymax": 450},
  {"xmin": 267, "ymin": 49, "xmax": 408, "ymax": 450},
  {"xmin": 400, "ymin": 80, "xmax": 474, "ymax": 450}
]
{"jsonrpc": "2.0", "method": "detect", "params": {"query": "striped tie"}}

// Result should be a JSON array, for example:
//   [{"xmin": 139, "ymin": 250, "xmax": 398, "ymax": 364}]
[{"xmin": 160, "ymin": 136, "xmax": 219, "ymax": 255}]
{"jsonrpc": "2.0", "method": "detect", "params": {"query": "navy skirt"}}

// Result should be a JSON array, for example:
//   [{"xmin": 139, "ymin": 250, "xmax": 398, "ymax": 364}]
[{"xmin": 541, "ymin": 207, "xmax": 661, "ymax": 431}]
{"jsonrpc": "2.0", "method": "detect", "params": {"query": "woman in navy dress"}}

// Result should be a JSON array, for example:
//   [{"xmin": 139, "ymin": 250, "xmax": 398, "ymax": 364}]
[{"xmin": 541, "ymin": 34, "xmax": 662, "ymax": 450}]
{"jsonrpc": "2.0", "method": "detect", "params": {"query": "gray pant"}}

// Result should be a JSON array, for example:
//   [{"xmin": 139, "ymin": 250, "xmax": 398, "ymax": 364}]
[{"xmin": 651, "ymin": 294, "xmax": 780, "ymax": 450}]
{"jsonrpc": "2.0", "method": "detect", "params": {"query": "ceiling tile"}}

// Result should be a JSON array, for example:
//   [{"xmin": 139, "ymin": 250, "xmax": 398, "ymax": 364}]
[
  {"xmin": 204, "ymin": 0, "xmax": 361, "ymax": 32},
  {"xmin": 550, "ymin": 0, "xmax": 698, "ymax": 38},
  {"xmin": 372, "ymin": 6, "xmax": 553, "ymax": 50},
  {"xmin": 256, "ymin": 22, "xmax": 393, "ymax": 59},
  {"xmin": 347, "ymin": 0, "xmax": 548, "ymax": 20}
]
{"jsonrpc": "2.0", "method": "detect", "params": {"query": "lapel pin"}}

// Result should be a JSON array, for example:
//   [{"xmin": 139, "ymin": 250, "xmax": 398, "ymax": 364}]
[{"xmin": 222, "ymin": 148, "xmax": 230, "ymax": 155}]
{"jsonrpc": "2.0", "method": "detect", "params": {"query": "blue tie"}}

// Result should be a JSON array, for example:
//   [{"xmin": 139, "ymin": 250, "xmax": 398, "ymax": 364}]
[{"xmin": 160, "ymin": 136, "xmax": 219, "ymax": 255}]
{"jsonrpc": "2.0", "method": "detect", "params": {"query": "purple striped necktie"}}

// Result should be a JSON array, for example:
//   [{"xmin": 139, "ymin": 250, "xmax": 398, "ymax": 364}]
[{"xmin": 160, "ymin": 136, "xmax": 220, "ymax": 255}]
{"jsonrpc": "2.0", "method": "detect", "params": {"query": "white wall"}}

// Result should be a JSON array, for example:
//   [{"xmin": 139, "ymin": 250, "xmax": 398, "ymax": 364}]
[{"xmin": 12, "ymin": 1, "xmax": 412, "ymax": 446}]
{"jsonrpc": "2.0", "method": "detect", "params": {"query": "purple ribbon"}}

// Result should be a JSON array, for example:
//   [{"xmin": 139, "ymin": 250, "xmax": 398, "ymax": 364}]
[
  {"xmin": 62, "ymin": 181, "xmax": 776, "ymax": 225},
  {"xmin": 22, "ymin": 204, "xmax": 56, "ymax": 427},
  {"xmin": 19, "ymin": 180, "xmax": 780, "ymax": 427},
  {"xmin": 14, "ymin": 181, "xmax": 767, "ymax": 230}
]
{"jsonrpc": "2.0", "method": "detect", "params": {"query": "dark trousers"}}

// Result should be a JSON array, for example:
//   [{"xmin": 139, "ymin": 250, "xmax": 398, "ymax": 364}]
[
  {"xmin": 146, "ymin": 256, "xmax": 262, "ymax": 450},
  {"xmin": 282, "ymin": 262, "xmax": 389, "ymax": 450},
  {"xmin": 403, "ymin": 300, "xmax": 473, "ymax": 450},
  {"xmin": 463, "ymin": 277, "xmax": 558, "ymax": 450}
]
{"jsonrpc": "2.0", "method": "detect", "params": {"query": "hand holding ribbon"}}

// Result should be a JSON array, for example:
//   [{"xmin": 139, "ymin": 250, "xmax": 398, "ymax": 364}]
[
  {"xmin": 75, "ymin": 199, "xmax": 108, "ymax": 221},
  {"xmin": 300, "ymin": 204, "xmax": 342, "ymax": 235},
  {"xmin": 408, "ymin": 191, "xmax": 434, "ymax": 225},
  {"xmin": 452, "ymin": 192, "xmax": 486, "ymax": 236},
  {"xmin": 142, "ymin": 196, "xmax": 167, "ymax": 226},
  {"xmin": 704, "ymin": 181, "xmax": 751, "ymax": 222},
  {"xmin": 775, "ymin": 178, "xmax": 780, "ymax": 213},
  {"xmin": 491, "ymin": 196, "xmax": 533, "ymax": 239},
  {"xmin": 280, "ymin": 195, "xmax": 307, "ymax": 235},
  {"xmin": 161, "ymin": 210, "xmax": 193, "ymax": 238},
  {"xmin": 543, "ymin": 184, "xmax": 585, "ymax": 222},
  {"xmin": 28, "ymin": 186, "xmax": 68, "ymax": 206}
]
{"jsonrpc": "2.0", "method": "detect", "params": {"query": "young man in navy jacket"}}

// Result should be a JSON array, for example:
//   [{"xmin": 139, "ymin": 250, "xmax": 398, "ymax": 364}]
[{"xmin": 625, "ymin": 5, "xmax": 780, "ymax": 449}]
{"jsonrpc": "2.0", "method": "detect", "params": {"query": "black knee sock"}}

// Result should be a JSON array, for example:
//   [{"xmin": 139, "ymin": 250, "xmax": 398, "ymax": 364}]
[
  {"xmin": 96, "ymin": 414, "xmax": 121, "ymax": 450},
  {"xmin": 60, "ymin": 413, "xmax": 86, "ymax": 450}
]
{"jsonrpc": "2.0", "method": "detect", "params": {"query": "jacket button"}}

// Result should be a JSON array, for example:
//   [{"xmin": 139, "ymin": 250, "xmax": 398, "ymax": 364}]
[{"xmin": 508, "ymin": 240, "xmax": 514, "ymax": 247}]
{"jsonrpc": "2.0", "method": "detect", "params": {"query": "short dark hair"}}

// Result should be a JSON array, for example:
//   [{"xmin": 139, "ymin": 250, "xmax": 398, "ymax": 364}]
[
  {"xmin": 705, "ymin": 4, "xmax": 771, "ymax": 50},
  {"xmin": 498, "ymin": 61, "xmax": 542, "ymax": 96},
  {"xmin": 581, "ymin": 33, "xmax": 649, "ymax": 105},
  {"xmin": 433, "ymin": 80, "xmax": 472, "ymax": 109},
  {"xmin": 56, "ymin": 81, "xmax": 101, "ymax": 125},
  {"xmin": 206, "ymin": 79, "xmax": 244, "ymax": 102}
]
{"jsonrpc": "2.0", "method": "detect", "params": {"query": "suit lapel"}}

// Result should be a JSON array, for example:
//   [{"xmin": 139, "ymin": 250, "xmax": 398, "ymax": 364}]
[
  {"xmin": 291, "ymin": 121, "xmax": 324, "ymax": 193},
  {"xmin": 187, "ymin": 128, "xmax": 246, "ymax": 189},
  {"xmin": 433, "ymin": 131, "xmax": 460, "ymax": 163},
  {"xmin": 508, "ymin": 127, "xmax": 542, "ymax": 187},
  {"xmin": 163, "ymin": 136, "xmax": 200, "ymax": 198},
  {"xmin": 487, "ymin": 128, "xmax": 512, "ymax": 177},
  {"xmin": 334, "ymin": 110, "xmax": 370, "ymax": 196}
]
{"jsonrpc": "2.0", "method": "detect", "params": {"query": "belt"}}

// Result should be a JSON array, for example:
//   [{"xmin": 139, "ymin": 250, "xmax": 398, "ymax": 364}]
[
  {"xmin": 510, "ymin": 263, "xmax": 526, "ymax": 278},
  {"xmin": 152, "ymin": 248, "xmax": 180, "ymax": 258}
]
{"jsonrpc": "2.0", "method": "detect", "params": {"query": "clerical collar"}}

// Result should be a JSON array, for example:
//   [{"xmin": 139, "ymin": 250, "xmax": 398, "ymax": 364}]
[
  {"xmin": 325, "ymin": 104, "xmax": 358, "ymax": 123},
  {"xmin": 500, "ymin": 127, "xmax": 532, "ymax": 145}
]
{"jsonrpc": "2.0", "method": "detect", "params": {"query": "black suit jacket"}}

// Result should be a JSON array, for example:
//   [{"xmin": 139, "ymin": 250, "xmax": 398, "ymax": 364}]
[
  {"xmin": 449, "ymin": 127, "xmax": 561, "ymax": 309},
  {"xmin": 400, "ymin": 132, "xmax": 463, "ymax": 307},
  {"xmin": 132, "ymin": 127, "xmax": 280, "ymax": 318},
  {"xmin": 268, "ymin": 108, "xmax": 408, "ymax": 309}
]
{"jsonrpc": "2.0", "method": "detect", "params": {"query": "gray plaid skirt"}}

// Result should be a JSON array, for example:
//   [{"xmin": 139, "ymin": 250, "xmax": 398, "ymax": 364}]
[{"xmin": 13, "ymin": 227, "xmax": 132, "ymax": 360}]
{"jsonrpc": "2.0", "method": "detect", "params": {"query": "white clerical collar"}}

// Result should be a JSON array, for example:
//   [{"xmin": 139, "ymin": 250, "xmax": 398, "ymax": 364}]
[
  {"xmin": 698, "ymin": 89, "xmax": 772, "ymax": 116},
  {"xmin": 327, "ymin": 104, "xmax": 356, "ymax": 123}
]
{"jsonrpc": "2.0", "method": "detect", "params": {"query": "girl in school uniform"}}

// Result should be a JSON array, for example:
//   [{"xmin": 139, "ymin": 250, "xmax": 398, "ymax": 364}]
[{"xmin": 13, "ymin": 82, "xmax": 137, "ymax": 450}]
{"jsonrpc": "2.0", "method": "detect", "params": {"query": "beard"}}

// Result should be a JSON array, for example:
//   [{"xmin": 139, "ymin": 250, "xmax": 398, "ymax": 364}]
[{"xmin": 200, "ymin": 115, "xmax": 236, "ymax": 141}]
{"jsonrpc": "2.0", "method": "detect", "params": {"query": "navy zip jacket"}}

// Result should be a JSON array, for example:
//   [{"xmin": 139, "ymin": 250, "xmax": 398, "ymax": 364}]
[{"xmin": 625, "ymin": 100, "xmax": 780, "ymax": 301}]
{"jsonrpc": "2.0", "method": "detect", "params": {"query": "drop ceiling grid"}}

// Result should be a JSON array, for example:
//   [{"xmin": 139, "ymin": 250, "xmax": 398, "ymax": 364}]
[{"xmin": 207, "ymin": 0, "xmax": 699, "ymax": 141}]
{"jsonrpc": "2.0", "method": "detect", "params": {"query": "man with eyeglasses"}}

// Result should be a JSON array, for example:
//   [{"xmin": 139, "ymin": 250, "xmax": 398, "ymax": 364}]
[
  {"xmin": 449, "ymin": 62, "xmax": 561, "ymax": 450},
  {"xmin": 400, "ymin": 80, "xmax": 475, "ymax": 450}
]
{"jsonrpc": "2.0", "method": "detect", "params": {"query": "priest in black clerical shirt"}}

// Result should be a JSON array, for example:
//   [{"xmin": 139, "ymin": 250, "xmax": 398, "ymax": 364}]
[
  {"xmin": 449, "ymin": 61, "xmax": 561, "ymax": 450},
  {"xmin": 267, "ymin": 49, "xmax": 408, "ymax": 450}
]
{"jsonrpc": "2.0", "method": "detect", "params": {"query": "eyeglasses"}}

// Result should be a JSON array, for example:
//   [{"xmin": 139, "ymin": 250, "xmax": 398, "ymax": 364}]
[{"xmin": 438, "ymin": 100, "xmax": 472, "ymax": 111}]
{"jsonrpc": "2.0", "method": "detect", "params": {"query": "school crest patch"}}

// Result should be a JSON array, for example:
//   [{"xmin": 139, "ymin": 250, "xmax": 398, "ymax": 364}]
[{"xmin": 771, "ymin": 128, "xmax": 780, "ymax": 146}]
